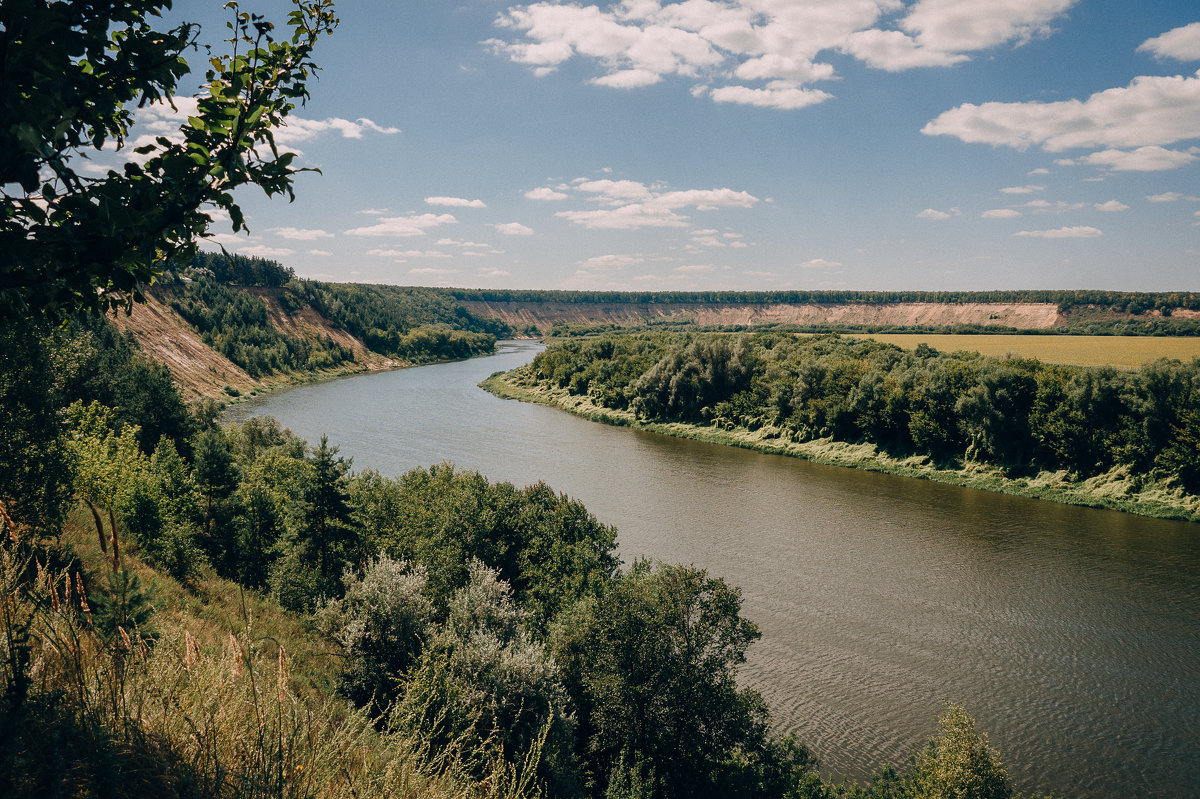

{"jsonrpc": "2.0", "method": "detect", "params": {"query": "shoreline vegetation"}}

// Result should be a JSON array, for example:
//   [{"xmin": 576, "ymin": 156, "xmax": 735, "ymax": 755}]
[{"xmin": 482, "ymin": 364, "xmax": 1200, "ymax": 525}]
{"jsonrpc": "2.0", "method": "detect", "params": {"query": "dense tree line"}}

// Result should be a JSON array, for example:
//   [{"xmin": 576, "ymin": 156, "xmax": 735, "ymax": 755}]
[
  {"xmin": 527, "ymin": 332, "xmax": 1200, "ymax": 494},
  {"xmin": 449, "ymin": 287, "xmax": 1200, "ymax": 314}
]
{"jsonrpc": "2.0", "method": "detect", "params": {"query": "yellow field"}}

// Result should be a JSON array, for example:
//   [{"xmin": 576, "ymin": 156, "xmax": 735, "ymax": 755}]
[{"xmin": 853, "ymin": 334, "xmax": 1200, "ymax": 369}]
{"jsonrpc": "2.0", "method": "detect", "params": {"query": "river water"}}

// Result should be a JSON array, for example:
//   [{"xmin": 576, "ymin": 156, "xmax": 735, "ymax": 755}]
[{"xmin": 227, "ymin": 341, "xmax": 1200, "ymax": 798}]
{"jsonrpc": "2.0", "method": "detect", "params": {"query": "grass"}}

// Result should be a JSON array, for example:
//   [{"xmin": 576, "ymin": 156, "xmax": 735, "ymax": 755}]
[
  {"xmin": 482, "ymin": 369, "xmax": 1200, "ymax": 524},
  {"xmin": 0, "ymin": 506, "xmax": 543, "ymax": 799},
  {"xmin": 850, "ymin": 333, "xmax": 1200, "ymax": 369}
]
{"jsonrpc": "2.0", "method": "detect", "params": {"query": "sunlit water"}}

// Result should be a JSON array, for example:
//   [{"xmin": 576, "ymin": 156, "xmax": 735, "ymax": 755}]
[{"xmin": 227, "ymin": 341, "xmax": 1200, "ymax": 798}]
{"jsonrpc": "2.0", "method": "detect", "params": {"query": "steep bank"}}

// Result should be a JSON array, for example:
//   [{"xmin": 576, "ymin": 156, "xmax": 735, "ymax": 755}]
[
  {"xmin": 110, "ymin": 288, "xmax": 400, "ymax": 400},
  {"xmin": 482, "ymin": 367, "xmax": 1200, "ymax": 523},
  {"xmin": 460, "ymin": 299, "xmax": 1067, "ymax": 333}
]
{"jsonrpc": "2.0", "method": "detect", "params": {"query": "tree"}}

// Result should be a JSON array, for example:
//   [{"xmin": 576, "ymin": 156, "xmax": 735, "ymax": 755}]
[
  {"xmin": 301, "ymin": 434, "xmax": 356, "ymax": 596},
  {"xmin": 552, "ymin": 561, "xmax": 769, "ymax": 799},
  {"xmin": 0, "ymin": 0, "xmax": 337, "ymax": 318},
  {"xmin": 908, "ymin": 704, "xmax": 1012, "ymax": 799}
]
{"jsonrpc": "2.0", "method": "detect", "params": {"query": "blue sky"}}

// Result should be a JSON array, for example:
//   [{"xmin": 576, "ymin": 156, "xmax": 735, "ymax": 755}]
[{"xmin": 134, "ymin": 1, "xmax": 1200, "ymax": 291}]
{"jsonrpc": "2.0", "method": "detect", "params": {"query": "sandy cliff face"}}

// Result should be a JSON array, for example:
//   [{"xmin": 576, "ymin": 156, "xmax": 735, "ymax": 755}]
[
  {"xmin": 111, "ymin": 289, "xmax": 395, "ymax": 400},
  {"xmin": 459, "ymin": 300, "xmax": 1066, "ymax": 333},
  {"xmin": 109, "ymin": 292, "xmax": 259, "ymax": 400}
]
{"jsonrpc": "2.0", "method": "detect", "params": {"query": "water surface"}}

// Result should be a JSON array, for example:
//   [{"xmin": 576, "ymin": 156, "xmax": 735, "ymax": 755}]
[{"xmin": 228, "ymin": 341, "xmax": 1200, "ymax": 798}]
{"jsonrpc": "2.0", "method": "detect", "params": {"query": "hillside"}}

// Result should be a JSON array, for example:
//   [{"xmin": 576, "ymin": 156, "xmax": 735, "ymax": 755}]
[{"xmin": 110, "ymin": 288, "xmax": 398, "ymax": 400}]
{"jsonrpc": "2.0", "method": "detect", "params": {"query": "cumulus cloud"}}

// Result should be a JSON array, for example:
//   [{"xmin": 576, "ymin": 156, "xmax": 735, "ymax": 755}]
[
  {"xmin": 270, "ymin": 227, "xmax": 334, "ymax": 240},
  {"xmin": 525, "ymin": 186, "xmax": 569, "ymax": 200},
  {"xmin": 489, "ymin": 0, "xmax": 1077, "ymax": 109},
  {"xmin": 1000, "ymin": 185, "xmax": 1045, "ymax": 194},
  {"xmin": 407, "ymin": 267, "xmax": 459, "ymax": 276},
  {"xmin": 916, "ymin": 208, "xmax": 954, "ymax": 220},
  {"xmin": 1094, "ymin": 200, "xmax": 1129, "ymax": 212},
  {"xmin": 554, "ymin": 176, "xmax": 760, "ymax": 230},
  {"xmin": 273, "ymin": 117, "xmax": 401, "ymax": 146},
  {"xmin": 798, "ymin": 258, "xmax": 843, "ymax": 268},
  {"xmin": 425, "ymin": 196, "xmax": 487, "ymax": 208},
  {"xmin": 477, "ymin": 268, "xmax": 512, "ymax": 278},
  {"xmin": 1138, "ymin": 22, "xmax": 1200, "ymax": 61},
  {"xmin": 1013, "ymin": 225, "xmax": 1103, "ymax": 238},
  {"xmin": 982, "ymin": 208, "xmax": 1022, "ymax": 218},
  {"xmin": 345, "ymin": 213, "xmax": 457, "ymax": 237},
  {"xmin": 308, "ymin": 249, "xmax": 333, "ymax": 256},
  {"xmin": 492, "ymin": 222, "xmax": 535, "ymax": 235},
  {"xmin": 1058, "ymin": 146, "xmax": 1198, "ymax": 172},
  {"xmin": 578, "ymin": 254, "xmax": 644, "ymax": 270},
  {"xmin": 923, "ymin": 71, "xmax": 1200, "ymax": 152},
  {"xmin": 235, "ymin": 245, "xmax": 296, "ymax": 258},
  {"xmin": 707, "ymin": 83, "xmax": 833, "ymax": 110},
  {"xmin": 367, "ymin": 248, "xmax": 452, "ymax": 258},
  {"xmin": 1146, "ymin": 192, "xmax": 1200, "ymax": 202}
]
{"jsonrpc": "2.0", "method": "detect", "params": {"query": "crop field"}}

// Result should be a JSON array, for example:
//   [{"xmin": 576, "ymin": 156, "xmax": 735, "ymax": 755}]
[{"xmin": 854, "ymin": 334, "xmax": 1200, "ymax": 369}]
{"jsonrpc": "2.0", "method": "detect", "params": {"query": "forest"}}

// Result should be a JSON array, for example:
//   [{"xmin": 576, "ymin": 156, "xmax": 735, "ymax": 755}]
[
  {"xmin": 0, "ymin": 314, "xmax": 1037, "ymax": 799},
  {"xmin": 517, "ymin": 332, "xmax": 1200, "ymax": 499}
]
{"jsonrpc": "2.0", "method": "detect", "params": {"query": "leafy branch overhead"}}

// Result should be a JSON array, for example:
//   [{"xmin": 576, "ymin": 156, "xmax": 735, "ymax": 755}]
[{"xmin": 0, "ymin": 0, "xmax": 337, "ymax": 318}]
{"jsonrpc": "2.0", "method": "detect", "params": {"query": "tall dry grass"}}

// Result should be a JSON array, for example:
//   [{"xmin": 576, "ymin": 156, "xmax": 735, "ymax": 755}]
[{"xmin": 0, "ymin": 513, "xmax": 545, "ymax": 799}]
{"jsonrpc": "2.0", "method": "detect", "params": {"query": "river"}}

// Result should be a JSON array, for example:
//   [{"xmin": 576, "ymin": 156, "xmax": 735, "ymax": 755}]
[{"xmin": 226, "ymin": 341, "xmax": 1200, "ymax": 798}]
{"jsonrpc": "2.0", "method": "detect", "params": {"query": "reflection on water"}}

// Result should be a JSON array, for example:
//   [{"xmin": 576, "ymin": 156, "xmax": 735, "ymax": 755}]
[{"xmin": 227, "ymin": 341, "xmax": 1200, "ymax": 798}]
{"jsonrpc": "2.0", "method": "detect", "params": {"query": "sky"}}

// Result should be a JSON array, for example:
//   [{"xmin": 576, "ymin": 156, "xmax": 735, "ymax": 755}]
[{"xmin": 119, "ymin": 1, "xmax": 1200, "ymax": 291}]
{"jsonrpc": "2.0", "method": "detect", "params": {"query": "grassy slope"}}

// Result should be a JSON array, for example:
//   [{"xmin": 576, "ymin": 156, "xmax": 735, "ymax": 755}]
[
  {"xmin": 0, "ymin": 508, "xmax": 536, "ymax": 799},
  {"xmin": 482, "ymin": 368, "xmax": 1200, "ymax": 524}
]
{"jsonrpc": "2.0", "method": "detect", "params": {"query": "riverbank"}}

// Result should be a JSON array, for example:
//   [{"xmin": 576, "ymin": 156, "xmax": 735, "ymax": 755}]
[{"xmin": 482, "ymin": 365, "xmax": 1200, "ymax": 524}]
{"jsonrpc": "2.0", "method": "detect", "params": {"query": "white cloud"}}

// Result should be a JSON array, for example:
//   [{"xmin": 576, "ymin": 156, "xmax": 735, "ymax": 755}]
[
  {"xmin": 492, "ymin": 222, "xmax": 535, "ymax": 236},
  {"xmin": 982, "ymin": 208, "xmax": 1022, "ymax": 218},
  {"xmin": 924, "ymin": 71, "xmax": 1200, "ymax": 152},
  {"xmin": 1028, "ymin": 167, "xmax": 1051, "ymax": 175},
  {"xmin": 798, "ymin": 258, "xmax": 843, "ymax": 268},
  {"xmin": 236, "ymin": 245, "xmax": 296, "ymax": 258},
  {"xmin": 555, "ymin": 177, "xmax": 760, "ymax": 230},
  {"xmin": 358, "ymin": 208, "xmax": 389, "ymax": 215},
  {"xmin": 1094, "ymin": 200, "xmax": 1129, "ymax": 212},
  {"xmin": 1013, "ymin": 225, "xmax": 1103, "ymax": 238},
  {"xmin": 308, "ymin": 249, "xmax": 333, "ymax": 256},
  {"xmin": 1000, "ymin": 185, "xmax": 1045, "ymax": 194},
  {"xmin": 558, "ymin": 205, "xmax": 687, "ymax": 229},
  {"xmin": 490, "ymin": 0, "xmax": 1079, "ymax": 109},
  {"xmin": 273, "ymin": 116, "xmax": 401, "ymax": 146},
  {"xmin": 673, "ymin": 264, "xmax": 715, "ymax": 273},
  {"xmin": 1059, "ymin": 146, "xmax": 1198, "ymax": 172},
  {"xmin": 477, "ymin": 268, "xmax": 512, "ymax": 278},
  {"xmin": 270, "ymin": 226, "xmax": 334, "ymax": 240},
  {"xmin": 525, "ymin": 186, "xmax": 569, "ymax": 201},
  {"xmin": 578, "ymin": 254, "xmax": 644, "ymax": 270},
  {"xmin": 205, "ymin": 232, "xmax": 255, "ymax": 246},
  {"xmin": 899, "ymin": 0, "xmax": 1078, "ymax": 54},
  {"xmin": 916, "ymin": 208, "xmax": 953, "ymax": 220},
  {"xmin": 345, "ymin": 213, "xmax": 457, "ymax": 237},
  {"xmin": 841, "ymin": 29, "xmax": 968, "ymax": 72},
  {"xmin": 1146, "ymin": 192, "xmax": 1200, "ymax": 202},
  {"xmin": 407, "ymin": 267, "xmax": 459, "ymax": 276},
  {"xmin": 367, "ymin": 249, "xmax": 452, "ymax": 259},
  {"xmin": 1023, "ymin": 199, "xmax": 1087, "ymax": 214},
  {"xmin": 708, "ymin": 83, "xmax": 833, "ymax": 111},
  {"xmin": 1138, "ymin": 22, "xmax": 1200, "ymax": 61},
  {"xmin": 425, "ymin": 196, "xmax": 487, "ymax": 208}
]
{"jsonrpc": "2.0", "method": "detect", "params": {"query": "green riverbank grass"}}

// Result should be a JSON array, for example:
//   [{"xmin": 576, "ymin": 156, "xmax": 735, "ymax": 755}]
[{"xmin": 482, "ymin": 367, "xmax": 1200, "ymax": 524}]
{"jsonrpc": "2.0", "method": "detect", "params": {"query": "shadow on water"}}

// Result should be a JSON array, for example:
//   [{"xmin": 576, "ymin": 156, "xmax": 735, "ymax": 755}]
[{"xmin": 227, "ymin": 341, "xmax": 1200, "ymax": 798}]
